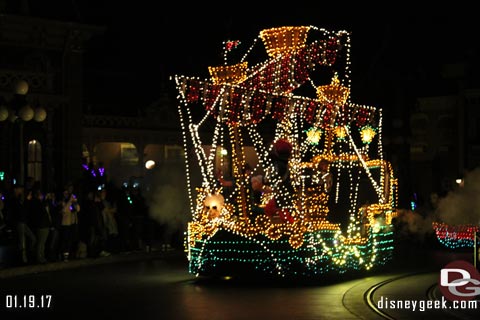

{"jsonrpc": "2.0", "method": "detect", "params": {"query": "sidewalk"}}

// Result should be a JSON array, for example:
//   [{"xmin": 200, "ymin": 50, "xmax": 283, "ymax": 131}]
[{"xmin": 0, "ymin": 246, "xmax": 185, "ymax": 279}]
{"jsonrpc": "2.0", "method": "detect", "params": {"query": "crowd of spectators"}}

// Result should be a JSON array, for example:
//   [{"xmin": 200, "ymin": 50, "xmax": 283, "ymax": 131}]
[{"xmin": 0, "ymin": 168, "xmax": 181, "ymax": 267}]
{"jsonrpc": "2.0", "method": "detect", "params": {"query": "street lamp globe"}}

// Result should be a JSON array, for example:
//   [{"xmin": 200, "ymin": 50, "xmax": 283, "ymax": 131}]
[
  {"xmin": 34, "ymin": 106, "xmax": 47, "ymax": 122},
  {"xmin": 14, "ymin": 80, "xmax": 29, "ymax": 95},
  {"xmin": 19, "ymin": 104, "xmax": 34, "ymax": 121},
  {"xmin": 0, "ymin": 105, "xmax": 8, "ymax": 121},
  {"xmin": 145, "ymin": 160, "xmax": 155, "ymax": 169}
]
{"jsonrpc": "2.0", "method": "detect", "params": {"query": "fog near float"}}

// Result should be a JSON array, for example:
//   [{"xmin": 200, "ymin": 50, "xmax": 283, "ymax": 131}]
[
  {"xmin": 144, "ymin": 162, "xmax": 190, "ymax": 240},
  {"xmin": 435, "ymin": 167, "xmax": 480, "ymax": 225},
  {"xmin": 395, "ymin": 167, "xmax": 480, "ymax": 239}
]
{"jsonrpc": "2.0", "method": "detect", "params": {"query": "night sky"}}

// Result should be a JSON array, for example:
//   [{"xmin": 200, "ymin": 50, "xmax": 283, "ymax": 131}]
[{"xmin": 26, "ymin": 2, "xmax": 480, "ymax": 112}]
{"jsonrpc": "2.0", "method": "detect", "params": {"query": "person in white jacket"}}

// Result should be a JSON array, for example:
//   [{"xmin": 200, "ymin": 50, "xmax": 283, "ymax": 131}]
[{"xmin": 60, "ymin": 189, "xmax": 80, "ymax": 261}]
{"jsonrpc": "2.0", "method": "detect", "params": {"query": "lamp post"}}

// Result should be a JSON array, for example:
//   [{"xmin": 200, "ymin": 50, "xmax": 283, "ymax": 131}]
[{"xmin": 0, "ymin": 80, "xmax": 47, "ymax": 186}]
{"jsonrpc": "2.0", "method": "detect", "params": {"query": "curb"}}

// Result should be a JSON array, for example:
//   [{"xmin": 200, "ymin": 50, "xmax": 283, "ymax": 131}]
[{"xmin": 0, "ymin": 249, "xmax": 185, "ymax": 279}]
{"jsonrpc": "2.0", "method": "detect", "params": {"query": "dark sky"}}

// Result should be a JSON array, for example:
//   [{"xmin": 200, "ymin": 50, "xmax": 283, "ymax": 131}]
[
  {"xmin": 80, "ymin": 6, "xmax": 474, "ymax": 75},
  {"xmin": 25, "ymin": 2, "xmax": 480, "ymax": 111}
]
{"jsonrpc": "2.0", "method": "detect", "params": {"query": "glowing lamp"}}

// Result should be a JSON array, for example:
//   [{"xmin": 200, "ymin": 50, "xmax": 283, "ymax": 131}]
[
  {"xmin": 360, "ymin": 125, "xmax": 376, "ymax": 144},
  {"xmin": 14, "ymin": 80, "xmax": 29, "ymax": 95},
  {"xmin": 0, "ymin": 105, "xmax": 8, "ymax": 121},
  {"xmin": 334, "ymin": 126, "xmax": 347, "ymax": 140},
  {"xmin": 18, "ymin": 104, "xmax": 34, "ymax": 121},
  {"xmin": 34, "ymin": 107, "xmax": 47, "ymax": 122},
  {"xmin": 305, "ymin": 127, "xmax": 322, "ymax": 145},
  {"xmin": 145, "ymin": 160, "xmax": 155, "ymax": 170}
]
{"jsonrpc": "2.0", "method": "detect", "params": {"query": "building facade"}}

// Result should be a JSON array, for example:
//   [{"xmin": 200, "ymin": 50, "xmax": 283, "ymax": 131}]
[
  {"xmin": 409, "ymin": 62, "xmax": 480, "ymax": 201},
  {"xmin": 0, "ymin": 13, "xmax": 103, "ymax": 191},
  {"xmin": 81, "ymin": 91, "xmax": 184, "ymax": 190}
]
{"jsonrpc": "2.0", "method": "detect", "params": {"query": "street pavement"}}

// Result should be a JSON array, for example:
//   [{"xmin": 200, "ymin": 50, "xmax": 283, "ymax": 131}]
[{"xmin": 0, "ymin": 245, "xmax": 185, "ymax": 279}]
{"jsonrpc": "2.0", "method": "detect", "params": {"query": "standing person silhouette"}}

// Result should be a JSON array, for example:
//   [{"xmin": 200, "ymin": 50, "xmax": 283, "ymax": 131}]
[
  {"xmin": 29, "ymin": 189, "xmax": 51, "ymax": 264},
  {"xmin": 9, "ymin": 184, "xmax": 36, "ymax": 264},
  {"xmin": 59, "ymin": 185, "xmax": 80, "ymax": 261}
]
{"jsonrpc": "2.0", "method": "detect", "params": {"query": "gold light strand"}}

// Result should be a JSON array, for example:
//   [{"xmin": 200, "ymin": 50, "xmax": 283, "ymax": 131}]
[
  {"xmin": 260, "ymin": 26, "xmax": 311, "ymax": 58},
  {"xmin": 208, "ymin": 62, "xmax": 248, "ymax": 85},
  {"xmin": 345, "ymin": 126, "xmax": 385, "ymax": 203},
  {"xmin": 174, "ymin": 75, "xmax": 196, "ymax": 219},
  {"xmin": 240, "ymin": 37, "xmax": 259, "ymax": 63}
]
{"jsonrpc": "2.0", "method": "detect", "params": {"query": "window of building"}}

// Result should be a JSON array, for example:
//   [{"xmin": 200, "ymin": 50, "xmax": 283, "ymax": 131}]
[
  {"xmin": 410, "ymin": 144, "xmax": 427, "ymax": 154},
  {"xmin": 437, "ymin": 115, "xmax": 455, "ymax": 141},
  {"xmin": 27, "ymin": 139, "xmax": 42, "ymax": 182},
  {"xmin": 438, "ymin": 145, "xmax": 450, "ymax": 153},
  {"xmin": 165, "ymin": 145, "xmax": 183, "ymax": 162},
  {"xmin": 120, "ymin": 143, "xmax": 139, "ymax": 165},
  {"xmin": 475, "ymin": 118, "xmax": 480, "ymax": 140},
  {"xmin": 410, "ymin": 114, "xmax": 429, "ymax": 134},
  {"xmin": 82, "ymin": 144, "xmax": 90, "ymax": 161},
  {"xmin": 437, "ymin": 115, "xmax": 454, "ymax": 129}
]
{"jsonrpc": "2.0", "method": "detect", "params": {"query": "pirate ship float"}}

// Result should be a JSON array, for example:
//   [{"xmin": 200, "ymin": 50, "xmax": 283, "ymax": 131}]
[{"xmin": 173, "ymin": 26, "xmax": 399, "ymax": 279}]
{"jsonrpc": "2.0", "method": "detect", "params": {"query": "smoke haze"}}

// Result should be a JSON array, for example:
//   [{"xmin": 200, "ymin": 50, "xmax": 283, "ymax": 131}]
[
  {"xmin": 435, "ymin": 167, "xmax": 480, "ymax": 225},
  {"xmin": 394, "ymin": 167, "xmax": 480, "ymax": 240},
  {"xmin": 145, "ymin": 162, "xmax": 190, "ymax": 239}
]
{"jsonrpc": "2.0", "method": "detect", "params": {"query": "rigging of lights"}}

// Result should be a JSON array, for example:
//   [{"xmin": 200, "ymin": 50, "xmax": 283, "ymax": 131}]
[{"xmin": 174, "ymin": 25, "xmax": 398, "ymax": 278}]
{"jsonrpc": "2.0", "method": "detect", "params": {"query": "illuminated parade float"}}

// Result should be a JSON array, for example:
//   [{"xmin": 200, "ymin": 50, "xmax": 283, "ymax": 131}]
[
  {"xmin": 432, "ymin": 222, "xmax": 479, "ymax": 250},
  {"xmin": 173, "ymin": 26, "xmax": 399, "ymax": 279}
]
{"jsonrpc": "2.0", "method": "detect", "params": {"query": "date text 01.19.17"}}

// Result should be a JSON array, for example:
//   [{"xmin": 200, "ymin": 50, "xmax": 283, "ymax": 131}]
[{"xmin": 5, "ymin": 295, "xmax": 52, "ymax": 309}]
